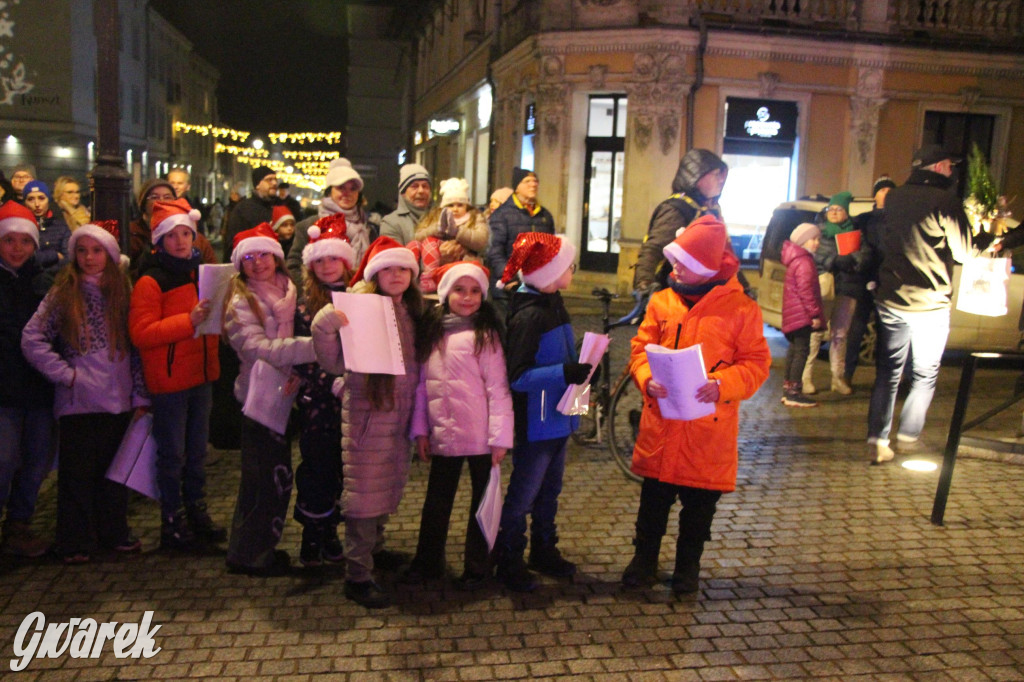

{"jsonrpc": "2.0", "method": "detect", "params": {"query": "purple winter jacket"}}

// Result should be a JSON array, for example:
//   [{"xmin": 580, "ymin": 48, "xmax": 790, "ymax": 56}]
[{"xmin": 781, "ymin": 240, "xmax": 824, "ymax": 334}]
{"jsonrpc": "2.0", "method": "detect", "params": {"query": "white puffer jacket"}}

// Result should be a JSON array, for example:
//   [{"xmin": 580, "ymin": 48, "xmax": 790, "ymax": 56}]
[
  {"xmin": 411, "ymin": 316, "xmax": 513, "ymax": 456},
  {"xmin": 224, "ymin": 282, "xmax": 316, "ymax": 404}
]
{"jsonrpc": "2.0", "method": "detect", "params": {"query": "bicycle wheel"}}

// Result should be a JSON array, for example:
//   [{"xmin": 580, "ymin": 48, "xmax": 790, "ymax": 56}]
[{"xmin": 607, "ymin": 369, "xmax": 643, "ymax": 483}]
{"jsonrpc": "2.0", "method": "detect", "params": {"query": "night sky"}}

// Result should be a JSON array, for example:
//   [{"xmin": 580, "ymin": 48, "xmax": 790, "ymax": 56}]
[{"xmin": 149, "ymin": 0, "xmax": 354, "ymax": 133}]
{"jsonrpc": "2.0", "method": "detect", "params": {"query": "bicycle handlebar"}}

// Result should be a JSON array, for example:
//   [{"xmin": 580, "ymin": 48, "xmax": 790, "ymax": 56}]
[{"xmin": 610, "ymin": 290, "xmax": 650, "ymax": 329}]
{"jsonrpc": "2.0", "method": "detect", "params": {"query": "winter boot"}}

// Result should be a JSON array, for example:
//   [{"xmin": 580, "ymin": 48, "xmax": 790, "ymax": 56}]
[
  {"xmin": 671, "ymin": 541, "xmax": 705, "ymax": 595},
  {"xmin": 496, "ymin": 552, "xmax": 537, "ymax": 593},
  {"xmin": 344, "ymin": 580, "xmax": 390, "ymax": 608},
  {"xmin": 528, "ymin": 544, "xmax": 576, "ymax": 578},
  {"xmin": 621, "ymin": 533, "xmax": 661, "ymax": 588},
  {"xmin": 781, "ymin": 381, "xmax": 817, "ymax": 408},
  {"xmin": 186, "ymin": 502, "xmax": 227, "ymax": 544},
  {"xmin": 300, "ymin": 524, "xmax": 323, "ymax": 567},
  {"xmin": 161, "ymin": 511, "xmax": 196, "ymax": 551},
  {"xmin": 829, "ymin": 352, "xmax": 852, "ymax": 394},
  {"xmin": 1, "ymin": 520, "xmax": 49, "ymax": 558},
  {"xmin": 321, "ymin": 524, "xmax": 344, "ymax": 563}
]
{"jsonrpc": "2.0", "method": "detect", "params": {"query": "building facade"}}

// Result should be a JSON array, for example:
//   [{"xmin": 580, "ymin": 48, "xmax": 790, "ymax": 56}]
[
  {"xmin": 0, "ymin": 0, "xmax": 219, "ymax": 205},
  {"xmin": 409, "ymin": 0, "xmax": 1024, "ymax": 292}
]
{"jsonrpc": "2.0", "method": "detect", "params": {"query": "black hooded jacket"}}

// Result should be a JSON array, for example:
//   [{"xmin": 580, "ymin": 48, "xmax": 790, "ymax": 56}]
[
  {"xmin": 632, "ymin": 149, "xmax": 727, "ymax": 291},
  {"xmin": 877, "ymin": 168, "xmax": 993, "ymax": 312}
]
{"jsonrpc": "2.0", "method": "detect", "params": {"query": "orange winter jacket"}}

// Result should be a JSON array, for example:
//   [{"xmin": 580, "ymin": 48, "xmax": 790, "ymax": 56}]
[
  {"xmin": 628, "ymin": 278, "xmax": 770, "ymax": 492},
  {"xmin": 129, "ymin": 255, "xmax": 220, "ymax": 394}
]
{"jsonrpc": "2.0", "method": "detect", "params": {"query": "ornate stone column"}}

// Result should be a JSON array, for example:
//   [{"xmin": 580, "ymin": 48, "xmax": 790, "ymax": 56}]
[
  {"xmin": 534, "ymin": 54, "xmax": 572, "ymax": 225},
  {"xmin": 847, "ymin": 67, "xmax": 887, "ymax": 195},
  {"xmin": 619, "ymin": 51, "xmax": 690, "ymax": 289}
]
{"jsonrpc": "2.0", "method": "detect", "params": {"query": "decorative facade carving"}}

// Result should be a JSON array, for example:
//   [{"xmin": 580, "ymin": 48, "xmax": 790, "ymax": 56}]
[
  {"xmin": 588, "ymin": 64, "xmax": 608, "ymax": 89},
  {"xmin": 850, "ymin": 96, "xmax": 886, "ymax": 165},
  {"xmin": 541, "ymin": 55, "xmax": 564, "ymax": 80},
  {"xmin": 857, "ymin": 67, "xmax": 884, "ymax": 99},
  {"xmin": 627, "ymin": 78, "xmax": 689, "ymax": 156},
  {"xmin": 633, "ymin": 113, "xmax": 654, "ymax": 152},
  {"xmin": 633, "ymin": 53, "xmax": 658, "ymax": 81},
  {"xmin": 657, "ymin": 112, "xmax": 679, "ymax": 155},
  {"xmin": 536, "ymin": 82, "xmax": 570, "ymax": 150},
  {"xmin": 960, "ymin": 86, "xmax": 982, "ymax": 110},
  {"xmin": 758, "ymin": 71, "xmax": 780, "ymax": 98}
]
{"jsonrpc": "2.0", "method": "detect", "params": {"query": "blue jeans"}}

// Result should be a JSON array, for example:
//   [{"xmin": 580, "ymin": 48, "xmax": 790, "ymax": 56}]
[
  {"xmin": 495, "ymin": 436, "xmax": 567, "ymax": 557},
  {"xmin": 868, "ymin": 304, "xmax": 950, "ymax": 443},
  {"xmin": 0, "ymin": 406, "xmax": 56, "ymax": 523},
  {"xmin": 150, "ymin": 384, "xmax": 213, "ymax": 517}
]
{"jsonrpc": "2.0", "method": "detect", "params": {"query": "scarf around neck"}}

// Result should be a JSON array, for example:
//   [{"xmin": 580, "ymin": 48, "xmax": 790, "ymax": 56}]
[
  {"xmin": 249, "ymin": 271, "xmax": 296, "ymax": 338},
  {"xmin": 821, "ymin": 218, "xmax": 855, "ymax": 239}
]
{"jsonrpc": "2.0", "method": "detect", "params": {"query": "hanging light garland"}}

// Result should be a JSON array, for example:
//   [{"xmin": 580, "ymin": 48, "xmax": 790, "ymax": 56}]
[
  {"xmin": 281, "ymin": 150, "xmax": 341, "ymax": 161},
  {"xmin": 173, "ymin": 122, "xmax": 250, "ymax": 142},
  {"xmin": 268, "ymin": 131, "xmax": 343, "ymax": 145},
  {"xmin": 214, "ymin": 143, "xmax": 269, "ymax": 158}
]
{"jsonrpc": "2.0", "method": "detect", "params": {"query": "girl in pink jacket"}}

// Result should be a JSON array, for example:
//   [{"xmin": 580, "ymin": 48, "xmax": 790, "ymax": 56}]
[{"xmin": 407, "ymin": 261, "xmax": 513, "ymax": 589}]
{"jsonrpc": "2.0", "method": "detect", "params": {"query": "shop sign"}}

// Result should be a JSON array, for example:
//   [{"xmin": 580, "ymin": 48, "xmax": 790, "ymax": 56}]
[
  {"xmin": 428, "ymin": 118, "xmax": 460, "ymax": 136},
  {"xmin": 725, "ymin": 98, "xmax": 797, "ymax": 143}
]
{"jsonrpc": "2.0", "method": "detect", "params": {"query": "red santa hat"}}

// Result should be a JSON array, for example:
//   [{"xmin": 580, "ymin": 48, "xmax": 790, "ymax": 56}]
[
  {"xmin": 0, "ymin": 200, "xmax": 40, "ymax": 247},
  {"xmin": 231, "ymin": 222, "xmax": 285, "ymax": 271},
  {"xmin": 302, "ymin": 214, "xmax": 355, "ymax": 268},
  {"xmin": 501, "ymin": 232, "xmax": 576, "ymax": 290},
  {"xmin": 150, "ymin": 198, "xmax": 200, "ymax": 244},
  {"xmin": 663, "ymin": 214, "xmax": 738, "ymax": 281},
  {"xmin": 435, "ymin": 261, "xmax": 490, "ymax": 303},
  {"xmin": 270, "ymin": 205, "xmax": 296, "ymax": 233},
  {"xmin": 68, "ymin": 220, "xmax": 124, "ymax": 266},
  {"xmin": 349, "ymin": 235, "xmax": 418, "ymax": 287}
]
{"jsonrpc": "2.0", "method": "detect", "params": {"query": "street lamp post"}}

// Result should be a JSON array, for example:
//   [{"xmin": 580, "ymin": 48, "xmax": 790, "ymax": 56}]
[{"xmin": 89, "ymin": 0, "xmax": 133, "ymax": 255}]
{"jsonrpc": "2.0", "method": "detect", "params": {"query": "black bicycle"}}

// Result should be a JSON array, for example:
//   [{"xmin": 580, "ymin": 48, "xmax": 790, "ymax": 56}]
[{"xmin": 572, "ymin": 288, "xmax": 648, "ymax": 482}]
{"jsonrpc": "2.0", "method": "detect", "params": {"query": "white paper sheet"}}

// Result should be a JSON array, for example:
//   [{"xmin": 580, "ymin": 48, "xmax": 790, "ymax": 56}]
[
  {"xmin": 241, "ymin": 359, "xmax": 296, "ymax": 435},
  {"xmin": 193, "ymin": 263, "xmax": 235, "ymax": 337},
  {"xmin": 331, "ymin": 291, "xmax": 406, "ymax": 375},
  {"xmin": 475, "ymin": 464, "xmax": 503, "ymax": 552},
  {"xmin": 106, "ymin": 412, "xmax": 160, "ymax": 500},
  {"xmin": 557, "ymin": 331, "xmax": 610, "ymax": 415},
  {"xmin": 645, "ymin": 342, "xmax": 716, "ymax": 421}
]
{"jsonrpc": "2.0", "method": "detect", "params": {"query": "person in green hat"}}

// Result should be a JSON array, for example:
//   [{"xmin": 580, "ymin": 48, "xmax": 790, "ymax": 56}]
[{"xmin": 803, "ymin": 191, "xmax": 865, "ymax": 396}]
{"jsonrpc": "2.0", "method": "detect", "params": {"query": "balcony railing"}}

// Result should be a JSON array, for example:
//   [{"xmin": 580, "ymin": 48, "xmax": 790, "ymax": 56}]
[
  {"xmin": 696, "ymin": 0, "xmax": 856, "ymax": 26},
  {"xmin": 890, "ymin": 0, "xmax": 1024, "ymax": 38}
]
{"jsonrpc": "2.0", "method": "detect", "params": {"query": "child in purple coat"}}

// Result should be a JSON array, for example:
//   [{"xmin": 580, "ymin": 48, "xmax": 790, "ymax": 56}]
[{"xmin": 780, "ymin": 222, "xmax": 824, "ymax": 407}]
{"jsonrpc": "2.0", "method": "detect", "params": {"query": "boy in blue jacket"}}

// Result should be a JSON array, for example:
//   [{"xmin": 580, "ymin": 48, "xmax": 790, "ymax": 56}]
[{"xmin": 494, "ymin": 233, "xmax": 590, "ymax": 592}]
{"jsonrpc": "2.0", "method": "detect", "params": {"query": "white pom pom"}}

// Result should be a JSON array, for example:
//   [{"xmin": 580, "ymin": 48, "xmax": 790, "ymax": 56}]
[
  {"xmin": 188, "ymin": 209, "xmax": 201, "ymax": 222},
  {"xmin": 308, "ymin": 225, "xmax": 321, "ymax": 241}
]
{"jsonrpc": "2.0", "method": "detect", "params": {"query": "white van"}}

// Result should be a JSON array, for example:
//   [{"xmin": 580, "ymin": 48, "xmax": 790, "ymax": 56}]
[{"xmin": 757, "ymin": 198, "xmax": 1024, "ymax": 355}]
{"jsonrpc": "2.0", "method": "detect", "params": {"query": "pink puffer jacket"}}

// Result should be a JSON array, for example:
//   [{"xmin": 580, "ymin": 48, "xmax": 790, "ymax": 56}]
[
  {"xmin": 781, "ymin": 240, "xmax": 824, "ymax": 334},
  {"xmin": 411, "ymin": 316, "xmax": 513, "ymax": 456}
]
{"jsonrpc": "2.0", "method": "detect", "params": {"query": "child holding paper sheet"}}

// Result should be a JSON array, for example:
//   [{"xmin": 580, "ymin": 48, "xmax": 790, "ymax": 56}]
[
  {"xmin": 22, "ymin": 221, "xmax": 148, "ymax": 564},
  {"xmin": 493, "ymin": 233, "xmax": 590, "ymax": 593},
  {"xmin": 406, "ymin": 262, "xmax": 513, "ymax": 590},
  {"xmin": 292, "ymin": 215, "xmax": 356, "ymax": 567},
  {"xmin": 624, "ymin": 215, "xmax": 770, "ymax": 594},
  {"xmin": 129, "ymin": 198, "xmax": 222, "ymax": 552},
  {"xmin": 310, "ymin": 235, "xmax": 423, "ymax": 608},
  {"xmin": 223, "ymin": 223, "xmax": 316, "ymax": 577}
]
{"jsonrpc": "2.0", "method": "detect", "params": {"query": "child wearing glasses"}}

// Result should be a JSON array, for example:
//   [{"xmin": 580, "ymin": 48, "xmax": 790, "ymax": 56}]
[
  {"xmin": 129, "ymin": 198, "xmax": 224, "ymax": 551},
  {"xmin": 222, "ymin": 223, "xmax": 315, "ymax": 577}
]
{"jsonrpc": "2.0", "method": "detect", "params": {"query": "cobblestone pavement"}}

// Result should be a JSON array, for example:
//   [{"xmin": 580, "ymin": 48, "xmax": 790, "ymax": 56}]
[{"xmin": 1, "ymin": 316, "xmax": 1022, "ymax": 681}]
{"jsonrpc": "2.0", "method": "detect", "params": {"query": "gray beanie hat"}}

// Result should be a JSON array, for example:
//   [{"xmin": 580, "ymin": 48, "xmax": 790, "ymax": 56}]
[{"xmin": 398, "ymin": 163, "xmax": 430, "ymax": 194}]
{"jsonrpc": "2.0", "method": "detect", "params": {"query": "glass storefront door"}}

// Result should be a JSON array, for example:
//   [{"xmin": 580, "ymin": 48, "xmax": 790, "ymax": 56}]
[{"xmin": 580, "ymin": 96, "xmax": 626, "ymax": 272}]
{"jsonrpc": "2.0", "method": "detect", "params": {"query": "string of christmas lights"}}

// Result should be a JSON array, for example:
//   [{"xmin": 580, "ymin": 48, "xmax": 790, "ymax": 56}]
[
  {"xmin": 281, "ymin": 150, "xmax": 341, "ymax": 160},
  {"xmin": 268, "ymin": 131, "xmax": 343, "ymax": 145},
  {"xmin": 173, "ymin": 122, "xmax": 250, "ymax": 142}
]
